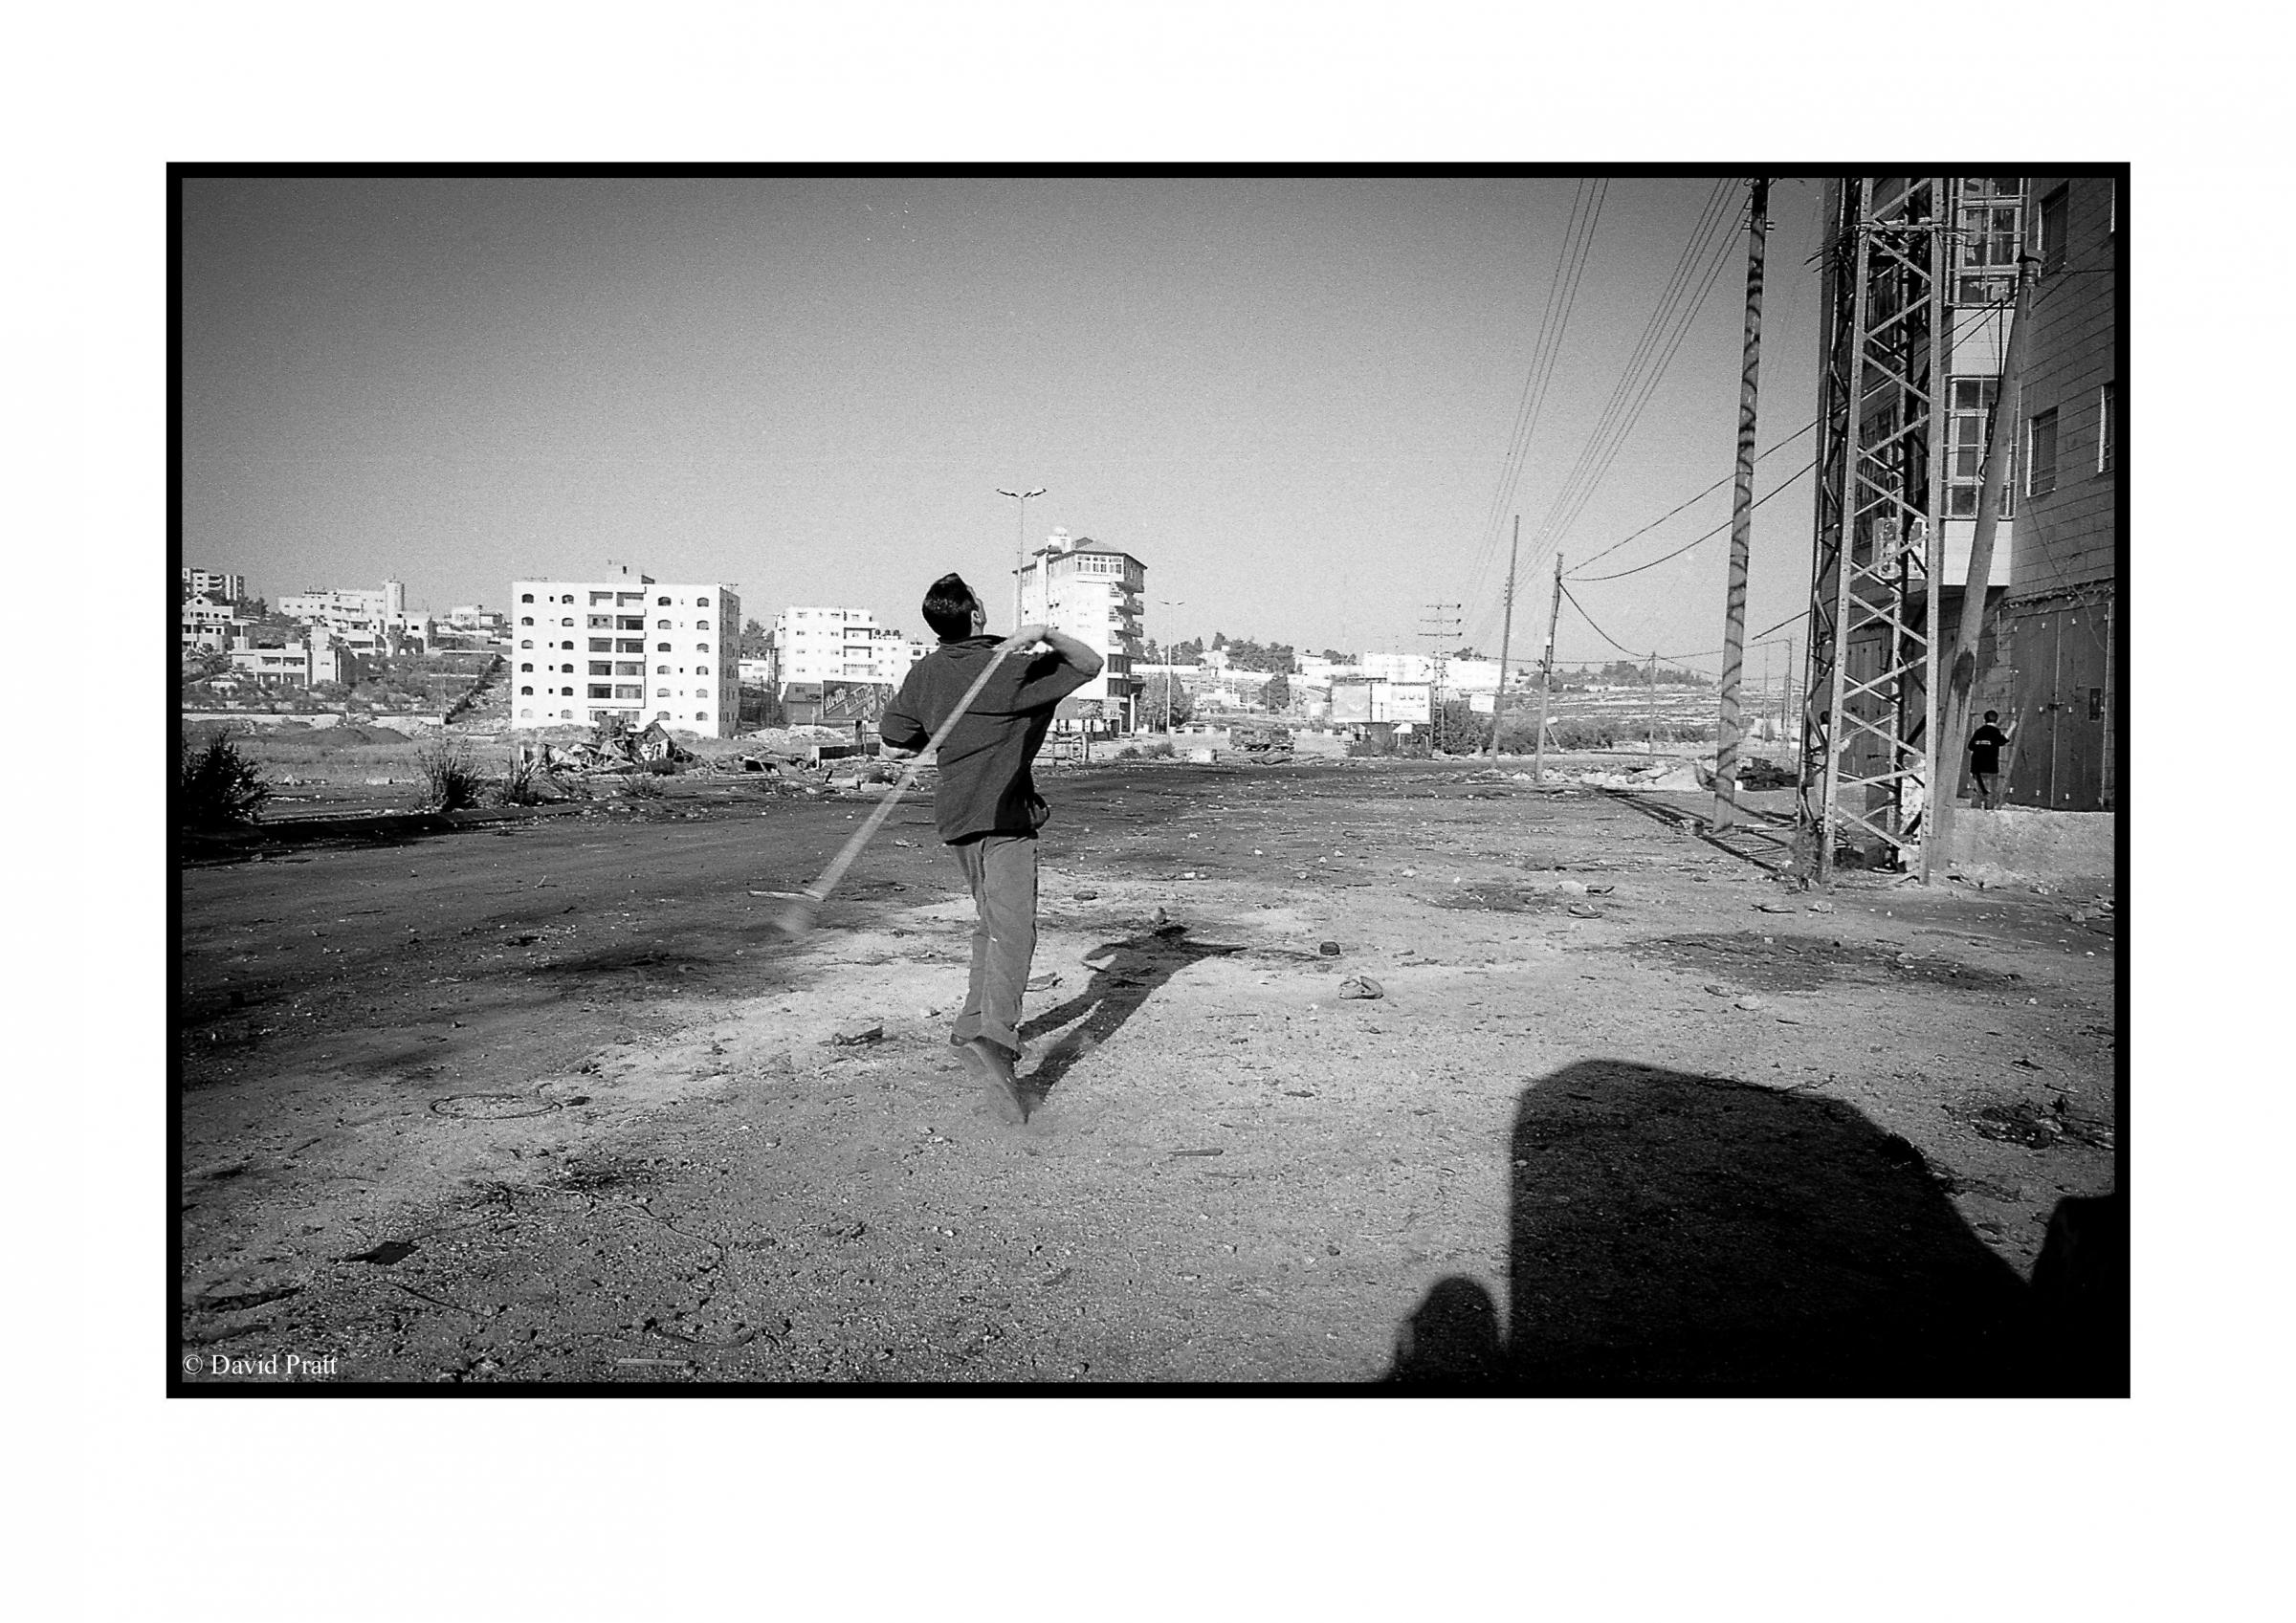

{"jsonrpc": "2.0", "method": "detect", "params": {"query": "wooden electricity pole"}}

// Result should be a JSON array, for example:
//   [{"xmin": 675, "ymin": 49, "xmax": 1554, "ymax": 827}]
[
  {"xmin": 1711, "ymin": 177, "xmax": 1770, "ymax": 829},
  {"xmin": 1533, "ymin": 556, "xmax": 1562, "ymax": 783},
  {"xmin": 1486, "ymin": 516, "xmax": 1520, "ymax": 758},
  {"xmin": 1932, "ymin": 252, "xmax": 2038, "ymax": 870}
]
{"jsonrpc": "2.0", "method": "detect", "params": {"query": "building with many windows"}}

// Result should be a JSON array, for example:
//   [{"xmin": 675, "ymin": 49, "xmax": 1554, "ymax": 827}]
[
  {"xmin": 770, "ymin": 607, "xmax": 922, "ymax": 689},
  {"xmin": 1015, "ymin": 529, "xmax": 1145, "ymax": 728},
  {"xmin": 181, "ymin": 565, "xmax": 245, "ymax": 604},
  {"xmin": 509, "ymin": 577, "xmax": 740, "ymax": 736}
]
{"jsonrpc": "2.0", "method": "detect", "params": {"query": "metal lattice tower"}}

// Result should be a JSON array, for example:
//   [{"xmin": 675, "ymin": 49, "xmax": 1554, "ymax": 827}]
[{"xmin": 1797, "ymin": 179, "xmax": 1950, "ymax": 881}]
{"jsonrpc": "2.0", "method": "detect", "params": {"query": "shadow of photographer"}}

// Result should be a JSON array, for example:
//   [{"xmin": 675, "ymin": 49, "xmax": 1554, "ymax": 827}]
[{"xmin": 1387, "ymin": 1059, "xmax": 2119, "ymax": 1394}]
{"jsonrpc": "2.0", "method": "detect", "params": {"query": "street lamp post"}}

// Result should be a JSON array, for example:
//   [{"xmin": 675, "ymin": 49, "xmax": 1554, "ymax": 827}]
[
  {"xmin": 1156, "ymin": 599, "xmax": 1184, "ymax": 732},
  {"xmin": 996, "ymin": 487, "xmax": 1046, "ymax": 629}
]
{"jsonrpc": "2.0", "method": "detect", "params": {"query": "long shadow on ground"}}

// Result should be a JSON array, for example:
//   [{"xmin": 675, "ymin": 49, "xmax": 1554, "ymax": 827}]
[
  {"xmin": 1385, "ymin": 1059, "xmax": 2121, "ymax": 1394},
  {"xmin": 1018, "ymin": 929, "xmax": 1245, "ymax": 1109}
]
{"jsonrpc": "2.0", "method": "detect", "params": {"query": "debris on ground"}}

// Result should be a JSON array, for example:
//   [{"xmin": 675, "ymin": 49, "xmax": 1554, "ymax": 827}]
[
  {"xmin": 1337, "ymin": 975, "xmax": 1383, "ymax": 1000},
  {"xmin": 829, "ymin": 1022, "xmax": 885, "ymax": 1046}
]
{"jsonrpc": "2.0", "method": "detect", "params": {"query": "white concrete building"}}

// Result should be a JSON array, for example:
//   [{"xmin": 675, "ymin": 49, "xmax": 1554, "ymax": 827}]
[
  {"xmin": 511, "ymin": 577, "xmax": 741, "ymax": 736},
  {"xmin": 181, "ymin": 598, "xmax": 248, "ymax": 652},
  {"xmin": 1015, "ymin": 529, "xmax": 1144, "ymax": 727},
  {"xmin": 182, "ymin": 566, "xmax": 245, "ymax": 604},
  {"xmin": 772, "ymin": 607, "xmax": 920, "ymax": 687},
  {"xmin": 278, "ymin": 580, "xmax": 431, "ymax": 652}
]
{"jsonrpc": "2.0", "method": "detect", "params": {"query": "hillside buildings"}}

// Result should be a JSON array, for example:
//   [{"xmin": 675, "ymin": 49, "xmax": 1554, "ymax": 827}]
[
  {"xmin": 278, "ymin": 580, "xmax": 432, "ymax": 655},
  {"xmin": 181, "ymin": 565, "xmax": 245, "ymax": 604},
  {"xmin": 1016, "ymin": 529, "xmax": 1144, "ymax": 728},
  {"xmin": 510, "ymin": 577, "xmax": 741, "ymax": 736}
]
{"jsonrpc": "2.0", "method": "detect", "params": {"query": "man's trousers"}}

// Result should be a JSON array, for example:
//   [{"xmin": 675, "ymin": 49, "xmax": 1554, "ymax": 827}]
[{"xmin": 950, "ymin": 833, "xmax": 1037, "ymax": 1060}]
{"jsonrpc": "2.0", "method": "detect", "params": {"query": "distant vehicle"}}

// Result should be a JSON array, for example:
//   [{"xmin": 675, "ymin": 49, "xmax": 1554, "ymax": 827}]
[{"xmin": 1227, "ymin": 721, "xmax": 1293, "ymax": 761}]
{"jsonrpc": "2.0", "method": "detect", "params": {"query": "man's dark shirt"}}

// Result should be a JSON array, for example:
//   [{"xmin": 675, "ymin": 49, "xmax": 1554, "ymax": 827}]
[
  {"xmin": 880, "ymin": 637, "xmax": 1093, "ymax": 844},
  {"xmin": 1968, "ymin": 724, "xmax": 2009, "ymax": 776}
]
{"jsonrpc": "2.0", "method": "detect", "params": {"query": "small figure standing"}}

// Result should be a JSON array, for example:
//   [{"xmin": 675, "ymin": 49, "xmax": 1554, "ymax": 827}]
[
  {"xmin": 1967, "ymin": 710, "xmax": 2011, "ymax": 809},
  {"xmin": 879, "ymin": 573, "xmax": 1102, "ymax": 1125}
]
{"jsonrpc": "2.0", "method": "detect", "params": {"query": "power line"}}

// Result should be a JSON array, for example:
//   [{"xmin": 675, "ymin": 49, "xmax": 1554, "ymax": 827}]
[
  {"xmin": 1570, "ymin": 457, "xmax": 1817, "ymax": 581},
  {"xmin": 1565, "ymin": 420, "xmax": 1817, "ymax": 575}
]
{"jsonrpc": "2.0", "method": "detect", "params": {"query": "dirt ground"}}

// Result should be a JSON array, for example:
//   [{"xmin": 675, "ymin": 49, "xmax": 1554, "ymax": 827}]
[{"xmin": 176, "ymin": 757, "xmax": 2117, "ymax": 1390}]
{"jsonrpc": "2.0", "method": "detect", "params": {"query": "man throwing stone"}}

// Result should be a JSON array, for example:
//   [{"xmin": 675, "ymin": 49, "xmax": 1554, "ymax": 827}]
[{"xmin": 879, "ymin": 573, "xmax": 1102, "ymax": 1125}]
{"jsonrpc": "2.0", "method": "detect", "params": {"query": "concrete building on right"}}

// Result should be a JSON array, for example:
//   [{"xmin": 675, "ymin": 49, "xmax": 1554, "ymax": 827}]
[{"xmin": 1991, "ymin": 175, "xmax": 2117, "ymax": 811}]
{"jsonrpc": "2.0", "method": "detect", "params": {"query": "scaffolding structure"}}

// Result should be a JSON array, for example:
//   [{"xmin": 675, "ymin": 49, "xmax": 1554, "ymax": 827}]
[{"xmin": 1797, "ymin": 178, "xmax": 1951, "ymax": 881}]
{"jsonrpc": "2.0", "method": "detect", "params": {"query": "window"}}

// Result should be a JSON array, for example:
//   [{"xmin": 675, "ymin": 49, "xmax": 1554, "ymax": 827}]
[
  {"xmin": 1954, "ymin": 183, "xmax": 2022, "ymax": 303},
  {"xmin": 696, "ymin": 598, "xmax": 709, "ymax": 607},
  {"xmin": 588, "ymin": 615, "xmax": 611, "ymax": 629},
  {"xmin": 695, "ymin": 713, "xmax": 707, "ymax": 721},
  {"xmin": 561, "ymin": 594, "xmax": 574, "ymax": 603},
  {"xmin": 2026, "ymin": 407, "xmax": 2060, "ymax": 498},
  {"xmin": 657, "ymin": 711, "xmax": 672, "ymax": 720},
  {"xmin": 2098, "ymin": 382, "xmax": 2115, "ymax": 473},
  {"xmin": 589, "ymin": 662, "xmax": 612, "ymax": 676},
  {"xmin": 519, "ymin": 640, "xmax": 534, "ymax": 649},
  {"xmin": 519, "ymin": 616, "xmax": 534, "ymax": 626},
  {"xmin": 695, "ymin": 664, "xmax": 712, "ymax": 676},
  {"xmin": 2038, "ymin": 185, "xmax": 2069, "ymax": 274},
  {"xmin": 1945, "ymin": 378, "xmax": 2014, "ymax": 518},
  {"xmin": 589, "ymin": 684, "xmax": 614, "ymax": 700},
  {"xmin": 561, "ymin": 664, "xmax": 574, "ymax": 673},
  {"xmin": 561, "ymin": 640, "xmax": 575, "ymax": 650},
  {"xmin": 590, "ymin": 592, "xmax": 611, "ymax": 606},
  {"xmin": 656, "ymin": 665, "xmax": 670, "ymax": 674},
  {"xmin": 561, "ymin": 617, "xmax": 574, "ymax": 627},
  {"xmin": 657, "ymin": 687, "xmax": 672, "ymax": 697},
  {"xmin": 657, "ymin": 642, "xmax": 673, "ymax": 653},
  {"xmin": 590, "ymin": 638, "xmax": 612, "ymax": 652},
  {"xmin": 562, "ymin": 710, "xmax": 574, "ymax": 720},
  {"xmin": 562, "ymin": 686, "xmax": 575, "ymax": 696},
  {"xmin": 695, "ymin": 618, "xmax": 710, "ymax": 630},
  {"xmin": 658, "ymin": 596, "xmax": 672, "ymax": 606},
  {"xmin": 519, "ymin": 663, "xmax": 533, "ymax": 672},
  {"xmin": 519, "ymin": 708, "xmax": 534, "ymax": 718},
  {"xmin": 519, "ymin": 686, "xmax": 534, "ymax": 696},
  {"xmin": 695, "ymin": 642, "xmax": 710, "ymax": 653},
  {"xmin": 520, "ymin": 593, "xmax": 534, "ymax": 603}
]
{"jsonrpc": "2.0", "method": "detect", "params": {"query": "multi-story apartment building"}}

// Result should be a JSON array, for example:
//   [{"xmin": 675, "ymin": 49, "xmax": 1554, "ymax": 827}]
[
  {"xmin": 771, "ymin": 607, "xmax": 921, "ymax": 688},
  {"xmin": 1997, "ymin": 174, "xmax": 2117, "ymax": 811},
  {"xmin": 1016, "ymin": 529, "xmax": 1145, "ymax": 728},
  {"xmin": 510, "ymin": 577, "xmax": 741, "ymax": 736},
  {"xmin": 445, "ymin": 604, "xmax": 508, "ymax": 635},
  {"xmin": 181, "ymin": 566, "xmax": 245, "ymax": 604}
]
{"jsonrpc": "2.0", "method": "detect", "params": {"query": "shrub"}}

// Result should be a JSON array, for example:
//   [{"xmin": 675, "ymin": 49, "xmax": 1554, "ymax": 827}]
[
  {"xmin": 416, "ymin": 739, "xmax": 484, "ymax": 811},
  {"xmin": 497, "ymin": 751, "xmax": 553, "ymax": 806},
  {"xmin": 180, "ymin": 735, "xmax": 270, "ymax": 828},
  {"xmin": 620, "ymin": 770, "xmax": 667, "ymax": 800}
]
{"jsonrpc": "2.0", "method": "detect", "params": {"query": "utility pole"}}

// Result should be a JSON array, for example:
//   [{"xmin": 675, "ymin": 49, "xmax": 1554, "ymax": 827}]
[
  {"xmin": 1711, "ymin": 177, "xmax": 1770, "ymax": 829},
  {"xmin": 1932, "ymin": 252, "xmax": 2038, "ymax": 870},
  {"xmin": 1486, "ymin": 517, "xmax": 1520, "ymax": 758},
  {"xmin": 1646, "ymin": 652, "xmax": 1659, "ymax": 755},
  {"xmin": 1533, "ymin": 556, "xmax": 1562, "ymax": 783},
  {"xmin": 996, "ymin": 487, "xmax": 1045, "ymax": 629},
  {"xmin": 1419, "ymin": 601, "xmax": 1462, "ymax": 753}
]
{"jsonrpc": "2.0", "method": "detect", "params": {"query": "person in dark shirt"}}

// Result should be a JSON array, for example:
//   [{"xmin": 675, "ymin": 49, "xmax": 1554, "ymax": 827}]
[
  {"xmin": 1967, "ymin": 711, "xmax": 2011, "ymax": 809},
  {"xmin": 879, "ymin": 573, "xmax": 1101, "ymax": 1125}
]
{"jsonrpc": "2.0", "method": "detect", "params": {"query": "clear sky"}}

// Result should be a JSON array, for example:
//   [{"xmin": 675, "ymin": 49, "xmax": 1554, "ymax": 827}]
[{"xmin": 183, "ymin": 173, "xmax": 1825, "ymax": 671}]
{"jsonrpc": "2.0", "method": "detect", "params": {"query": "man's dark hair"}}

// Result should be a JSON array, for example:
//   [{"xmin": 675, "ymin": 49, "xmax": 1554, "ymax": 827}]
[
  {"xmin": 1983, "ymin": 710, "xmax": 1998, "ymax": 721},
  {"xmin": 922, "ymin": 574, "xmax": 980, "ymax": 643}
]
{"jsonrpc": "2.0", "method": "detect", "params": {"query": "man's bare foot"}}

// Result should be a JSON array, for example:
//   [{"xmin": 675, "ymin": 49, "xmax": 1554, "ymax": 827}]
[{"xmin": 960, "ymin": 1038, "xmax": 1029, "ymax": 1126}]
